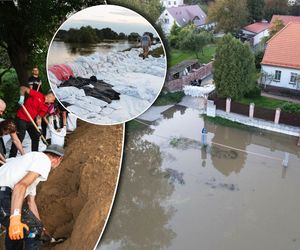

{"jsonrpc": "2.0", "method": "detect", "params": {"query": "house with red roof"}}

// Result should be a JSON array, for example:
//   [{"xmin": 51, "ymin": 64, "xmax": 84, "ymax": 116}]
[
  {"xmin": 158, "ymin": 5, "xmax": 211, "ymax": 34},
  {"xmin": 261, "ymin": 22, "xmax": 300, "ymax": 90},
  {"xmin": 270, "ymin": 15, "xmax": 300, "ymax": 26},
  {"xmin": 240, "ymin": 21, "xmax": 270, "ymax": 46}
]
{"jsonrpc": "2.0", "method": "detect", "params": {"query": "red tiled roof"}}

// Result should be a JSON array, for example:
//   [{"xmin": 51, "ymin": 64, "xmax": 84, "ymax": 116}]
[
  {"xmin": 243, "ymin": 22, "xmax": 270, "ymax": 34},
  {"xmin": 270, "ymin": 15, "xmax": 300, "ymax": 26},
  {"xmin": 261, "ymin": 22, "xmax": 300, "ymax": 70}
]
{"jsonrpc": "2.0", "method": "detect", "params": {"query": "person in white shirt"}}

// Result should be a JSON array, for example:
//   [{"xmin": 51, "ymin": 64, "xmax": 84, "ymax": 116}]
[{"xmin": 0, "ymin": 144, "xmax": 64, "ymax": 250}]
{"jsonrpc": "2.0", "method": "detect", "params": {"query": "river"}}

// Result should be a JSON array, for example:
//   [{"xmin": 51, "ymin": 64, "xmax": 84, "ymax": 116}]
[
  {"xmin": 98, "ymin": 104, "xmax": 300, "ymax": 250},
  {"xmin": 47, "ymin": 40, "xmax": 139, "ymax": 66}
]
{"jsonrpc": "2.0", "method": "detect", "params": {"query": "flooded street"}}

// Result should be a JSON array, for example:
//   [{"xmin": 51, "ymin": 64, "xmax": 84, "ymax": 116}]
[{"xmin": 98, "ymin": 104, "xmax": 300, "ymax": 250}]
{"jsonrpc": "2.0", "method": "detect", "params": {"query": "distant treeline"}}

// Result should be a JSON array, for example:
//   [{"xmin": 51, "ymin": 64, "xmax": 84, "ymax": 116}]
[{"xmin": 55, "ymin": 26, "xmax": 154, "ymax": 43}]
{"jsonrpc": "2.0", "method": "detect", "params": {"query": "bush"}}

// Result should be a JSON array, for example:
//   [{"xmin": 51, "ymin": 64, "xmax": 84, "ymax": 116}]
[
  {"xmin": 244, "ymin": 85, "xmax": 261, "ymax": 98},
  {"xmin": 281, "ymin": 102, "xmax": 300, "ymax": 114},
  {"xmin": 254, "ymin": 50, "xmax": 264, "ymax": 70}
]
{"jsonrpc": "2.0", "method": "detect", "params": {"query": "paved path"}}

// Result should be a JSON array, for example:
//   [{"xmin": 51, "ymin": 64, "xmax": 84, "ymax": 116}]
[{"xmin": 261, "ymin": 92, "xmax": 300, "ymax": 103}]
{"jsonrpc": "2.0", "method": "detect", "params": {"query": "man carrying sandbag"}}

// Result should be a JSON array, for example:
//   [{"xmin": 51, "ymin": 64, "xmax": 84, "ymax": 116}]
[{"xmin": 0, "ymin": 144, "xmax": 64, "ymax": 250}]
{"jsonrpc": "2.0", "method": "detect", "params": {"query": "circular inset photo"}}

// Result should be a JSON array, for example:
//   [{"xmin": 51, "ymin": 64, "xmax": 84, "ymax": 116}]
[{"xmin": 47, "ymin": 4, "xmax": 167, "ymax": 125}]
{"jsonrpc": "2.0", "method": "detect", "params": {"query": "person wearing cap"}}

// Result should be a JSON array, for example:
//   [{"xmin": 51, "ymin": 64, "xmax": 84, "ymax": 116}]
[
  {"xmin": 9, "ymin": 86, "xmax": 56, "ymax": 157},
  {"xmin": 0, "ymin": 144, "xmax": 64, "ymax": 250}
]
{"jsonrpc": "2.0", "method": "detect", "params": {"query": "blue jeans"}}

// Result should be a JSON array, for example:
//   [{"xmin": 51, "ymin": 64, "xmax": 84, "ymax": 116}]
[{"xmin": 0, "ymin": 188, "xmax": 41, "ymax": 250}]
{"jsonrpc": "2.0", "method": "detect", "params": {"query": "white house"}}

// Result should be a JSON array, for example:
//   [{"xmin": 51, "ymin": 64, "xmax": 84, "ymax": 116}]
[
  {"xmin": 261, "ymin": 22, "xmax": 300, "ymax": 90},
  {"xmin": 240, "ymin": 21, "xmax": 270, "ymax": 46},
  {"xmin": 160, "ymin": 0, "xmax": 184, "ymax": 8},
  {"xmin": 158, "ymin": 5, "xmax": 208, "ymax": 34}
]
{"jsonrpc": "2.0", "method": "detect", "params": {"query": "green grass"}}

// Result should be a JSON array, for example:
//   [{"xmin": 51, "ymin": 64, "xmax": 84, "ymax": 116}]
[
  {"xmin": 239, "ymin": 96, "xmax": 289, "ymax": 110},
  {"xmin": 126, "ymin": 120, "xmax": 148, "ymax": 132},
  {"xmin": 202, "ymin": 115, "xmax": 258, "ymax": 131},
  {"xmin": 153, "ymin": 91, "xmax": 185, "ymax": 106},
  {"xmin": 169, "ymin": 44, "xmax": 216, "ymax": 67}
]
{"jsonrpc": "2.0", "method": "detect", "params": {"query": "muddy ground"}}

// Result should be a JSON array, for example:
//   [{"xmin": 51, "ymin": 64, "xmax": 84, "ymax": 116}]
[{"xmin": 1, "ymin": 121, "xmax": 124, "ymax": 250}]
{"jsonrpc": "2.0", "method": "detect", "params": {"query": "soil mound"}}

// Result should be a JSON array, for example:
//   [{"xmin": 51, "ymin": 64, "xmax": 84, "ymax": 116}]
[{"xmin": 37, "ymin": 121, "xmax": 123, "ymax": 250}]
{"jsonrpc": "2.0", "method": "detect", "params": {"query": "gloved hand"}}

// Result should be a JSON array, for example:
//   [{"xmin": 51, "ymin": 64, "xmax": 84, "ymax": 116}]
[
  {"xmin": 9, "ymin": 215, "xmax": 29, "ymax": 240},
  {"xmin": 18, "ymin": 96, "xmax": 25, "ymax": 105}
]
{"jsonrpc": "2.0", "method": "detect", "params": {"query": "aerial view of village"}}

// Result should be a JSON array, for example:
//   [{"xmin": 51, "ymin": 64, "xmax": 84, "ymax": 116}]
[{"xmin": 98, "ymin": 0, "xmax": 300, "ymax": 250}]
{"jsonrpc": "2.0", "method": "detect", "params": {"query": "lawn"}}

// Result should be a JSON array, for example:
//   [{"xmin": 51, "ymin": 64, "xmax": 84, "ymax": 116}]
[
  {"xmin": 169, "ymin": 44, "xmax": 216, "ymax": 67},
  {"xmin": 239, "ymin": 96, "xmax": 289, "ymax": 109},
  {"xmin": 153, "ymin": 91, "xmax": 185, "ymax": 106}
]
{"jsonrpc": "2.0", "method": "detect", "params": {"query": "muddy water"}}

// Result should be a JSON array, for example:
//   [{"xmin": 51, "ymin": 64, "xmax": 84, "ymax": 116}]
[
  {"xmin": 48, "ymin": 40, "xmax": 138, "ymax": 65},
  {"xmin": 99, "ymin": 105, "xmax": 300, "ymax": 250}
]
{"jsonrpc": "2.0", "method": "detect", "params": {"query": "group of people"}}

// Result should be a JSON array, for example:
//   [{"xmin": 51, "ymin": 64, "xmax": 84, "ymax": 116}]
[{"xmin": 0, "ymin": 66, "xmax": 69, "ymax": 249}]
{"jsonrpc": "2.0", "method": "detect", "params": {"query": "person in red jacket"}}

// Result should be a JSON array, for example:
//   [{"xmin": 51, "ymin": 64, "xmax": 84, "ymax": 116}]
[{"xmin": 9, "ymin": 87, "xmax": 56, "ymax": 157}]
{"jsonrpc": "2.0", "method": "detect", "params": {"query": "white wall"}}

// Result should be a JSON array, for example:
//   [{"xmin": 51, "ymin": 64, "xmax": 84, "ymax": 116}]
[
  {"xmin": 253, "ymin": 29, "xmax": 269, "ymax": 46},
  {"xmin": 241, "ymin": 29, "xmax": 269, "ymax": 46},
  {"xmin": 158, "ymin": 9, "xmax": 177, "ymax": 34},
  {"xmin": 161, "ymin": 0, "xmax": 184, "ymax": 8},
  {"xmin": 261, "ymin": 65, "xmax": 300, "ymax": 89}
]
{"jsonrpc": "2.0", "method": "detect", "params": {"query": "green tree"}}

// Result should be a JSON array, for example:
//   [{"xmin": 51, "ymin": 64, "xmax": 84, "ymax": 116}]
[
  {"xmin": 0, "ymin": 0, "xmax": 106, "ymax": 85},
  {"xmin": 213, "ymin": 34, "xmax": 256, "ymax": 99},
  {"xmin": 247, "ymin": 0, "xmax": 265, "ymax": 22},
  {"xmin": 269, "ymin": 18, "xmax": 285, "ymax": 38},
  {"xmin": 264, "ymin": 0, "xmax": 289, "ymax": 21},
  {"xmin": 208, "ymin": 0, "xmax": 249, "ymax": 33},
  {"xmin": 179, "ymin": 31, "xmax": 213, "ymax": 59},
  {"xmin": 168, "ymin": 21, "xmax": 182, "ymax": 48}
]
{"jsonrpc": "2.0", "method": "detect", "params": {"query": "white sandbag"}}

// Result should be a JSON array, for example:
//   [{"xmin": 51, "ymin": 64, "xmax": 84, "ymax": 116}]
[{"xmin": 67, "ymin": 113, "xmax": 77, "ymax": 132}]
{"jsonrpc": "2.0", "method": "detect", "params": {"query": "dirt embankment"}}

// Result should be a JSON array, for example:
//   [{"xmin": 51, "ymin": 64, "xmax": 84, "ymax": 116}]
[{"xmin": 37, "ymin": 121, "xmax": 123, "ymax": 250}]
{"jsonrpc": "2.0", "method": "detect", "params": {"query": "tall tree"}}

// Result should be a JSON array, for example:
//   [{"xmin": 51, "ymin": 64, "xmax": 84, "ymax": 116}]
[
  {"xmin": 247, "ymin": 0, "xmax": 265, "ymax": 22},
  {"xmin": 213, "ymin": 34, "xmax": 256, "ymax": 99},
  {"xmin": 179, "ymin": 31, "xmax": 213, "ymax": 59},
  {"xmin": 208, "ymin": 0, "xmax": 249, "ymax": 33},
  {"xmin": 264, "ymin": 0, "xmax": 289, "ymax": 21},
  {"xmin": 0, "ymin": 0, "xmax": 105, "ymax": 85},
  {"xmin": 269, "ymin": 18, "xmax": 285, "ymax": 37}
]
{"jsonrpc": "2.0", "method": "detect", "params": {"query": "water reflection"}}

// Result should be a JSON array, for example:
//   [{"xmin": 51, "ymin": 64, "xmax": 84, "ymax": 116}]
[
  {"xmin": 162, "ymin": 105, "xmax": 187, "ymax": 120},
  {"xmin": 48, "ymin": 40, "xmax": 139, "ymax": 65},
  {"xmin": 99, "ymin": 105, "xmax": 300, "ymax": 250},
  {"xmin": 100, "ymin": 130, "xmax": 176, "ymax": 250}
]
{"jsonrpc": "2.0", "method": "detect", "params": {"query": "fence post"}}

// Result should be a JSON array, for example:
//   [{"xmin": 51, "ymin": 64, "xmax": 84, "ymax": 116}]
[
  {"xmin": 274, "ymin": 108, "xmax": 281, "ymax": 124},
  {"xmin": 226, "ymin": 98, "xmax": 231, "ymax": 113},
  {"xmin": 249, "ymin": 103, "xmax": 255, "ymax": 118}
]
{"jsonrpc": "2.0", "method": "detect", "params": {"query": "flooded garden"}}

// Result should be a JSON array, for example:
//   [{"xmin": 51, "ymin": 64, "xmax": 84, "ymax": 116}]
[{"xmin": 98, "ymin": 103, "xmax": 300, "ymax": 250}]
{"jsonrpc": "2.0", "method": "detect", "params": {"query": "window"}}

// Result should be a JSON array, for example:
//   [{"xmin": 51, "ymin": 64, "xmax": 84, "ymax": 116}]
[
  {"xmin": 290, "ymin": 73, "xmax": 298, "ymax": 84},
  {"xmin": 274, "ymin": 70, "xmax": 281, "ymax": 81},
  {"xmin": 164, "ymin": 18, "xmax": 169, "ymax": 24},
  {"xmin": 168, "ymin": 1, "xmax": 171, "ymax": 5},
  {"xmin": 174, "ymin": 1, "xmax": 176, "ymax": 5}
]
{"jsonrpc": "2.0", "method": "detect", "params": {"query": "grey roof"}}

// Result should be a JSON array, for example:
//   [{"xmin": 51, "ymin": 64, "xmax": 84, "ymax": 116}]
[
  {"xmin": 167, "ymin": 5, "xmax": 207, "ymax": 27},
  {"xmin": 168, "ymin": 59, "xmax": 199, "ymax": 75}
]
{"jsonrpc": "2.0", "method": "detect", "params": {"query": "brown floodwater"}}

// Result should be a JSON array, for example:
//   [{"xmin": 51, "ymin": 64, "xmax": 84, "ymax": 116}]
[{"xmin": 98, "ymin": 105, "xmax": 300, "ymax": 250}]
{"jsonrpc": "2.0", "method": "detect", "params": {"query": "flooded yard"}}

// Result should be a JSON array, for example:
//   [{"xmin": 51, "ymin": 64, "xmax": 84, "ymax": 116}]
[{"xmin": 98, "ymin": 104, "xmax": 300, "ymax": 250}]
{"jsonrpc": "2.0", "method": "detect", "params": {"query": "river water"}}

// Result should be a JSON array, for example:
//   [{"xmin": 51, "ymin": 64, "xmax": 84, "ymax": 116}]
[
  {"xmin": 98, "ymin": 105, "xmax": 300, "ymax": 250},
  {"xmin": 47, "ymin": 40, "xmax": 139, "ymax": 66}
]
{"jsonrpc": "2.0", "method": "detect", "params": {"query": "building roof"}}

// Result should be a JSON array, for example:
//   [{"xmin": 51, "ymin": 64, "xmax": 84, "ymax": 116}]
[
  {"xmin": 270, "ymin": 15, "xmax": 300, "ymax": 26},
  {"xmin": 261, "ymin": 22, "xmax": 300, "ymax": 70},
  {"xmin": 167, "ymin": 5, "xmax": 207, "ymax": 27},
  {"xmin": 168, "ymin": 59, "xmax": 198, "ymax": 75},
  {"xmin": 242, "ymin": 22, "xmax": 270, "ymax": 34}
]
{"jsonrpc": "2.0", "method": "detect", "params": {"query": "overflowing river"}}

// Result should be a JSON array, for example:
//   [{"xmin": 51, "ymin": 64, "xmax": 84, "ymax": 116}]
[
  {"xmin": 98, "ymin": 104, "xmax": 300, "ymax": 250},
  {"xmin": 48, "ymin": 40, "xmax": 139, "ymax": 65}
]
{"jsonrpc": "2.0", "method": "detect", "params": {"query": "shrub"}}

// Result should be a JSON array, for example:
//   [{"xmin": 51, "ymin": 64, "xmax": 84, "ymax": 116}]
[
  {"xmin": 244, "ymin": 85, "xmax": 261, "ymax": 98},
  {"xmin": 280, "ymin": 102, "xmax": 300, "ymax": 114}
]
